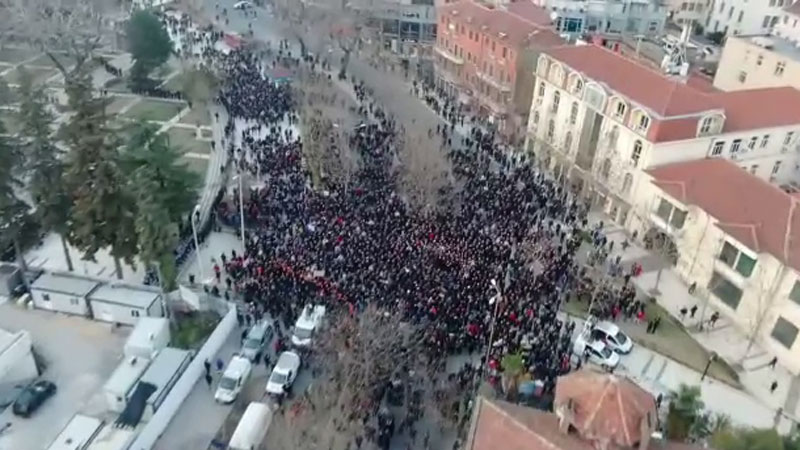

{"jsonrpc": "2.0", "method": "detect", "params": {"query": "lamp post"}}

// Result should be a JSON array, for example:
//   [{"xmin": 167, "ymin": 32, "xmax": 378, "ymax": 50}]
[
  {"xmin": 233, "ymin": 173, "xmax": 246, "ymax": 246},
  {"xmin": 700, "ymin": 351, "xmax": 717, "ymax": 382},
  {"xmin": 190, "ymin": 204, "xmax": 205, "ymax": 283},
  {"xmin": 483, "ymin": 278, "xmax": 503, "ymax": 377}
]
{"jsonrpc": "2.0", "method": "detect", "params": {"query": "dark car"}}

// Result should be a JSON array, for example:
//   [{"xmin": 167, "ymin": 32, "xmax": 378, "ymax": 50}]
[{"xmin": 12, "ymin": 381, "xmax": 57, "ymax": 417}]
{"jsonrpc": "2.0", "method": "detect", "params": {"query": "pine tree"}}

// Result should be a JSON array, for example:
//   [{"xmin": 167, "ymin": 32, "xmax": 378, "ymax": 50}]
[
  {"xmin": 126, "ymin": 10, "xmax": 172, "ymax": 91},
  {"xmin": 121, "ymin": 122, "xmax": 199, "ymax": 290},
  {"xmin": 62, "ymin": 65, "xmax": 137, "ymax": 278},
  {"xmin": 17, "ymin": 68, "xmax": 74, "ymax": 271}
]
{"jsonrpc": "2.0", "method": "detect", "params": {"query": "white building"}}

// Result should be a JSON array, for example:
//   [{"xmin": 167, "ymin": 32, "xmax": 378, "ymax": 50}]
[
  {"xmin": 525, "ymin": 44, "xmax": 800, "ymax": 231},
  {"xmin": 0, "ymin": 328, "xmax": 38, "ymax": 387},
  {"xmin": 532, "ymin": 0, "xmax": 668, "ymax": 37},
  {"xmin": 667, "ymin": 0, "xmax": 711, "ymax": 28},
  {"xmin": 704, "ymin": 0, "xmax": 795, "ymax": 36},
  {"xmin": 87, "ymin": 283, "xmax": 164, "ymax": 326},
  {"xmin": 637, "ymin": 159, "xmax": 800, "ymax": 373},
  {"xmin": 29, "ymin": 272, "xmax": 100, "ymax": 317}
]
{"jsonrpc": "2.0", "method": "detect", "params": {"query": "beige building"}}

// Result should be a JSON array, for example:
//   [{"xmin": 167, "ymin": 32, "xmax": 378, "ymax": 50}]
[
  {"xmin": 636, "ymin": 159, "xmax": 800, "ymax": 374},
  {"xmin": 525, "ymin": 44, "xmax": 800, "ymax": 233},
  {"xmin": 713, "ymin": 3, "xmax": 800, "ymax": 91},
  {"xmin": 667, "ymin": 0, "xmax": 711, "ymax": 28}
]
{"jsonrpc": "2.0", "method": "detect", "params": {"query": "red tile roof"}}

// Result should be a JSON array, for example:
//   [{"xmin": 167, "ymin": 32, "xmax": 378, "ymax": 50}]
[
  {"xmin": 648, "ymin": 159, "xmax": 800, "ymax": 271},
  {"xmin": 544, "ymin": 44, "xmax": 800, "ymax": 141},
  {"xmin": 438, "ymin": 1, "xmax": 563, "ymax": 49}
]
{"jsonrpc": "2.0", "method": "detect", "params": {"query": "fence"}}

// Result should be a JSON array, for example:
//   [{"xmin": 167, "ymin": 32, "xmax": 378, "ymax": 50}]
[{"xmin": 127, "ymin": 302, "xmax": 237, "ymax": 450}]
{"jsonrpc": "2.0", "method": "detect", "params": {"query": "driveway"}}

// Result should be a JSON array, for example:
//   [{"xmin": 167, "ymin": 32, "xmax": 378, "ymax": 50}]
[{"xmin": 0, "ymin": 303, "xmax": 127, "ymax": 450}]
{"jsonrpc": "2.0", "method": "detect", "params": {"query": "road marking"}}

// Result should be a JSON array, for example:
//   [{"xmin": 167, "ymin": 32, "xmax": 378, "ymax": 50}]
[
  {"xmin": 654, "ymin": 358, "xmax": 669, "ymax": 382},
  {"xmin": 640, "ymin": 354, "xmax": 655, "ymax": 377}
]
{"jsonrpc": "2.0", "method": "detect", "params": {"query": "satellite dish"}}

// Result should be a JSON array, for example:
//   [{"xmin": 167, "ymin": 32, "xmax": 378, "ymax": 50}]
[{"xmin": 550, "ymin": 11, "xmax": 559, "ymax": 20}]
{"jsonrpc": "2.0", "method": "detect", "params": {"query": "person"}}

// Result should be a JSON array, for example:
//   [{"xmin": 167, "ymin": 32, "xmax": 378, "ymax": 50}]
[
  {"xmin": 709, "ymin": 311, "xmax": 720, "ymax": 328},
  {"xmin": 216, "ymin": 357, "xmax": 224, "ymax": 373},
  {"xmin": 204, "ymin": 358, "xmax": 211, "ymax": 376},
  {"xmin": 679, "ymin": 306, "xmax": 688, "ymax": 320},
  {"xmin": 205, "ymin": 372, "xmax": 213, "ymax": 389},
  {"xmin": 688, "ymin": 281, "xmax": 697, "ymax": 295},
  {"xmin": 771, "ymin": 381, "xmax": 779, "ymax": 393},
  {"xmin": 651, "ymin": 316, "xmax": 662, "ymax": 334},
  {"xmin": 769, "ymin": 356, "xmax": 778, "ymax": 369},
  {"xmin": 689, "ymin": 305, "xmax": 698, "ymax": 318}
]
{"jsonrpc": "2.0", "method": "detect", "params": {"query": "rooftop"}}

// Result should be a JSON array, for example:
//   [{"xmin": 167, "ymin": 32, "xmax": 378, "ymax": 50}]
[
  {"xmin": 31, "ymin": 272, "xmax": 100, "ymax": 297},
  {"xmin": 439, "ymin": 0, "xmax": 563, "ymax": 49},
  {"xmin": 648, "ymin": 159, "xmax": 800, "ymax": 271},
  {"xmin": 87, "ymin": 283, "xmax": 161, "ymax": 309},
  {"xmin": 785, "ymin": 0, "xmax": 800, "ymax": 16},
  {"xmin": 139, "ymin": 347, "xmax": 191, "ymax": 400},
  {"xmin": 735, "ymin": 33, "xmax": 800, "ymax": 63}
]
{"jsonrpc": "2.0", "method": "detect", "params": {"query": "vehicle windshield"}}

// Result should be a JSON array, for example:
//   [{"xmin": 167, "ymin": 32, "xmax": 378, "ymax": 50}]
[
  {"xmin": 615, "ymin": 331, "xmax": 628, "ymax": 344},
  {"xmin": 270, "ymin": 372, "xmax": 288, "ymax": 385},
  {"xmin": 15, "ymin": 390, "xmax": 34, "ymax": 405},
  {"xmin": 294, "ymin": 326, "xmax": 313, "ymax": 340},
  {"xmin": 219, "ymin": 376, "xmax": 237, "ymax": 390},
  {"xmin": 244, "ymin": 338, "xmax": 260, "ymax": 349},
  {"xmin": 600, "ymin": 346, "xmax": 613, "ymax": 358}
]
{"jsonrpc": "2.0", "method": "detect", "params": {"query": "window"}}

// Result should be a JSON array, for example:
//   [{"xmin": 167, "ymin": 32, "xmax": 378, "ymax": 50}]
[
  {"xmin": 681, "ymin": 1, "xmax": 688, "ymax": 9},
  {"xmin": 631, "ymin": 140, "xmax": 642, "ymax": 167},
  {"xmin": 718, "ymin": 241, "xmax": 757, "ymax": 277},
  {"xmin": 738, "ymin": 10, "xmax": 743, "ymax": 22},
  {"xmin": 763, "ymin": 15, "xmax": 771, "ymax": 28},
  {"xmin": 772, "ymin": 160, "xmax": 782, "ymax": 175},
  {"xmin": 622, "ymin": 173, "xmax": 633, "ymax": 194},
  {"xmin": 533, "ymin": 111, "xmax": 539, "ymax": 126},
  {"xmin": 502, "ymin": 46, "xmax": 507, "ymax": 58},
  {"xmin": 547, "ymin": 119, "xmax": 555, "ymax": 141},
  {"xmin": 750, "ymin": 164, "xmax": 759, "ymax": 174},
  {"xmin": 491, "ymin": 41, "xmax": 496, "ymax": 51},
  {"xmin": 538, "ymin": 82, "xmax": 546, "ymax": 97},
  {"xmin": 785, "ymin": 131, "xmax": 794, "ymax": 145},
  {"xmin": 728, "ymin": 5, "xmax": 734, "ymax": 18},
  {"xmin": 655, "ymin": 198, "xmax": 672, "ymax": 222},
  {"xmin": 570, "ymin": 102, "xmax": 579, "ymax": 124},
  {"xmin": 738, "ymin": 71, "xmax": 747, "ymax": 83},
  {"xmin": 772, "ymin": 317, "xmax": 799, "ymax": 349},
  {"xmin": 761, "ymin": 134, "xmax": 770, "ymax": 147},
  {"xmin": 748, "ymin": 136, "xmax": 758, "ymax": 151},
  {"xmin": 730, "ymin": 139, "xmax": 742, "ymax": 153},
  {"xmin": 42, "ymin": 294, "xmax": 51, "ymax": 301},
  {"xmin": 564, "ymin": 132, "xmax": 573, "ymax": 152},
  {"xmin": 671, "ymin": 208, "xmax": 687, "ymax": 229},
  {"xmin": 601, "ymin": 158, "xmax": 612, "ymax": 180},
  {"xmin": 719, "ymin": 1, "xmax": 724, "ymax": 12},
  {"xmin": 776, "ymin": 61, "xmax": 786, "ymax": 76},
  {"xmin": 709, "ymin": 272, "xmax": 744, "ymax": 309},
  {"xmin": 700, "ymin": 116, "xmax": 714, "ymax": 135},
  {"xmin": 552, "ymin": 91, "xmax": 560, "ymax": 113},
  {"xmin": 790, "ymin": 281, "xmax": 800, "ymax": 305},
  {"xmin": 69, "ymin": 298, "xmax": 79, "ymax": 305},
  {"xmin": 574, "ymin": 78, "xmax": 583, "ymax": 94},
  {"xmin": 131, "ymin": 310, "xmax": 141, "ymax": 317},
  {"xmin": 615, "ymin": 101, "xmax": 626, "ymax": 119},
  {"xmin": 637, "ymin": 114, "xmax": 650, "ymax": 132},
  {"xmin": 770, "ymin": 0, "xmax": 776, "ymax": 6},
  {"xmin": 712, "ymin": 141, "xmax": 725, "ymax": 155}
]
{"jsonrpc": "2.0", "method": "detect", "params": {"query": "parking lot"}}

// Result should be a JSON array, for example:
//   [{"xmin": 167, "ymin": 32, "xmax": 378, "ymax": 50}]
[{"xmin": 0, "ymin": 302, "xmax": 127, "ymax": 450}]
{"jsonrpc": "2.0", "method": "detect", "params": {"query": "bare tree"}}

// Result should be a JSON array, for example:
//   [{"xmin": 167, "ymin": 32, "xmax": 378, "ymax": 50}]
[
  {"xmin": 396, "ymin": 130, "xmax": 451, "ymax": 216},
  {"xmin": 267, "ymin": 304, "xmax": 430, "ymax": 450}
]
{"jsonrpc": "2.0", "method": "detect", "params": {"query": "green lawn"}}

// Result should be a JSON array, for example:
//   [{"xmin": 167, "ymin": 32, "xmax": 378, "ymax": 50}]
[
  {"xmin": 180, "ymin": 155, "xmax": 209, "ymax": 178},
  {"xmin": 4, "ymin": 66, "xmax": 57, "ymax": 85},
  {"xmin": 27, "ymin": 53, "xmax": 73, "ymax": 69},
  {"xmin": 563, "ymin": 297, "xmax": 741, "ymax": 388},
  {"xmin": 200, "ymin": 128, "xmax": 213, "ymax": 139},
  {"xmin": 105, "ymin": 78, "xmax": 131, "ymax": 94},
  {"xmin": 166, "ymin": 126, "xmax": 211, "ymax": 155},
  {"xmin": 179, "ymin": 106, "xmax": 210, "ymax": 126},
  {"xmin": 171, "ymin": 310, "xmax": 220, "ymax": 349},
  {"xmin": 123, "ymin": 99, "xmax": 185, "ymax": 122},
  {"xmin": 106, "ymin": 96, "xmax": 137, "ymax": 115},
  {"xmin": 0, "ymin": 47, "xmax": 38, "ymax": 64}
]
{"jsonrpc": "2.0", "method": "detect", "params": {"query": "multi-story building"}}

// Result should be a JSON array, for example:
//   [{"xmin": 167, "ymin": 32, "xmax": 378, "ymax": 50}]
[
  {"xmin": 525, "ymin": 44, "xmax": 800, "ymax": 230},
  {"xmin": 363, "ymin": 0, "xmax": 438, "ymax": 56},
  {"xmin": 705, "ymin": 0, "xmax": 794, "ymax": 36},
  {"xmin": 531, "ymin": 0, "xmax": 668, "ymax": 37},
  {"xmin": 666, "ymin": 0, "xmax": 710, "ymax": 28},
  {"xmin": 638, "ymin": 159, "xmax": 800, "ymax": 373},
  {"xmin": 434, "ymin": 0, "xmax": 562, "ymax": 136},
  {"xmin": 713, "ymin": 4, "xmax": 800, "ymax": 91}
]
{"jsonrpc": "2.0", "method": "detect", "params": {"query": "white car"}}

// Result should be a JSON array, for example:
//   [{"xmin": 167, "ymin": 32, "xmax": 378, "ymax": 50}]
[
  {"xmin": 291, "ymin": 305, "xmax": 326, "ymax": 347},
  {"xmin": 215, "ymin": 356, "xmax": 252, "ymax": 403},
  {"xmin": 573, "ymin": 334, "xmax": 620, "ymax": 369},
  {"xmin": 591, "ymin": 321, "xmax": 633, "ymax": 354},
  {"xmin": 266, "ymin": 351, "xmax": 301, "ymax": 395},
  {"xmin": 233, "ymin": 1, "xmax": 252, "ymax": 9}
]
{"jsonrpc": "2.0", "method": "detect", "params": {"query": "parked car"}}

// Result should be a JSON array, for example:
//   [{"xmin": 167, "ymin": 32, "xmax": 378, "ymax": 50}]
[
  {"xmin": 233, "ymin": 1, "xmax": 252, "ymax": 9},
  {"xmin": 291, "ymin": 305, "xmax": 326, "ymax": 348},
  {"xmin": 215, "ymin": 356, "xmax": 253, "ymax": 404},
  {"xmin": 240, "ymin": 320, "xmax": 274, "ymax": 362},
  {"xmin": 266, "ymin": 351, "xmax": 301, "ymax": 395},
  {"xmin": 590, "ymin": 321, "xmax": 633, "ymax": 354},
  {"xmin": 573, "ymin": 334, "xmax": 619, "ymax": 369},
  {"xmin": 12, "ymin": 380, "xmax": 57, "ymax": 417}
]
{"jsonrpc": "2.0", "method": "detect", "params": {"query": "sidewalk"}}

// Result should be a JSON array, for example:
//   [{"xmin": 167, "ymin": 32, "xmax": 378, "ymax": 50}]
[{"xmin": 588, "ymin": 212, "xmax": 800, "ymax": 428}]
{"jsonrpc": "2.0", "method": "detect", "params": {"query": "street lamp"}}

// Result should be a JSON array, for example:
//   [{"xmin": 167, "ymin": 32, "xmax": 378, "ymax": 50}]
[
  {"xmin": 233, "ymin": 172, "xmax": 246, "ymax": 246},
  {"xmin": 700, "ymin": 351, "xmax": 717, "ymax": 382},
  {"xmin": 483, "ymin": 278, "xmax": 502, "ymax": 377},
  {"xmin": 190, "ymin": 204, "xmax": 205, "ymax": 282}
]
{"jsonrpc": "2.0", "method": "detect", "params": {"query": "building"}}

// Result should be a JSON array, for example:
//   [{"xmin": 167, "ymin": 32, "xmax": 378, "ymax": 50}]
[
  {"xmin": 434, "ymin": 0, "xmax": 562, "ymax": 136},
  {"xmin": 364, "ymin": 0, "xmax": 438, "ymax": 56},
  {"xmin": 0, "ymin": 264, "xmax": 22, "ymax": 297},
  {"xmin": 136, "ymin": 347, "xmax": 191, "ymax": 420},
  {"xmin": 87, "ymin": 283, "xmax": 164, "ymax": 326},
  {"xmin": 533, "ymin": 0, "xmax": 668, "ymax": 37},
  {"xmin": 713, "ymin": 5, "xmax": 800, "ymax": 91},
  {"xmin": 704, "ymin": 0, "xmax": 792, "ymax": 36},
  {"xmin": 47, "ymin": 414, "xmax": 104, "ymax": 450},
  {"xmin": 666, "ymin": 0, "xmax": 710, "ymax": 28},
  {"xmin": 525, "ymin": 44, "xmax": 800, "ymax": 230},
  {"xmin": 30, "ymin": 272, "xmax": 101, "ymax": 317},
  {"xmin": 0, "ymin": 328, "xmax": 38, "ymax": 388},
  {"xmin": 637, "ymin": 159, "xmax": 800, "ymax": 373}
]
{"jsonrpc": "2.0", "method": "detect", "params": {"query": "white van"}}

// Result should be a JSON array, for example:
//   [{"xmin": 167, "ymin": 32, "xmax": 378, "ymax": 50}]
[
  {"xmin": 214, "ymin": 356, "xmax": 252, "ymax": 404},
  {"xmin": 291, "ymin": 305, "xmax": 326, "ymax": 347},
  {"xmin": 228, "ymin": 402, "xmax": 273, "ymax": 450}
]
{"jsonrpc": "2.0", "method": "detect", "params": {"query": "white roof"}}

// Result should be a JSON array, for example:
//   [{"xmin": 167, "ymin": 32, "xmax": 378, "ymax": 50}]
[
  {"xmin": 126, "ymin": 318, "xmax": 169, "ymax": 346},
  {"xmin": 226, "ymin": 356, "xmax": 252, "ymax": 377},
  {"xmin": 85, "ymin": 425, "xmax": 135, "ymax": 450},
  {"xmin": 32, "ymin": 272, "xmax": 100, "ymax": 297},
  {"xmin": 88, "ymin": 283, "xmax": 161, "ymax": 309},
  {"xmin": 47, "ymin": 414, "xmax": 104, "ymax": 450},
  {"xmin": 139, "ymin": 347, "xmax": 190, "ymax": 400},
  {"xmin": 229, "ymin": 402, "xmax": 273, "ymax": 449},
  {"xmin": 296, "ymin": 305, "xmax": 325, "ymax": 329},
  {"xmin": 104, "ymin": 356, "xmax": 150, "ymax": 394},
  {"xmin": 275, "ymin": 351, "xmax": 301, "ymax": 373}
]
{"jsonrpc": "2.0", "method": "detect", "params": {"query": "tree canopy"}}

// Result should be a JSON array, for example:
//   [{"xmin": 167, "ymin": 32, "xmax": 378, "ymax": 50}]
[{"xmin": 126, "ymin": 10, "xmax": 172, "ymax": 90}]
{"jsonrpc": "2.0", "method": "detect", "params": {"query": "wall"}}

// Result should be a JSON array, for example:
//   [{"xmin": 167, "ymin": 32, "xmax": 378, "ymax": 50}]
[
  {"xmin": 668, "ymin": 0, "xmax": 710, "ymax": 26},
  {"xmin": 89, "ymin": 300, "xmax": 162, "ymax": 326},
  {"xmin": 775, "ymin": 12, "xmax": 800, "ymax": 43},
  {"xmin": 127, "ymin": 303, "xmax": 237, "ymax": 450},
  {"xmin": 30, "ymin": 289, "xmax": 90, "ymax": 317},
  {"xmin": 706, "ymin": 0, "xmax": 787, "ymax": 35},
  {"xmin": 0, "ymin": 330, "xmax": 38, "ymax": 385},
  {"xmin": 713, "ymin": 36, "xmax": 800, "ymax": 92}
]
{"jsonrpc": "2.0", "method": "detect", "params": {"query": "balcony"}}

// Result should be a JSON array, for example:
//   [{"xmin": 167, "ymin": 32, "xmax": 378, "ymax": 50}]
[
  {"xmin": 434, "ymin": 46, "xmax": 464, "ymax": 65},
  {"xmin": 475, "ymin": 70, "xmax": 511, "ymax": 92}
]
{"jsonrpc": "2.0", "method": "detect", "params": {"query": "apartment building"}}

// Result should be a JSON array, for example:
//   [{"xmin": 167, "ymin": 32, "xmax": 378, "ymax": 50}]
[
  {"xmin": 434, "ymin": 0, "xmax": 563, "ymax": 136},
  {"xmin": 666, "ymin": 0, "xmax": 710, "ymax": 27},
  {"xmin": 705, "ymin": 0, "xmax": 794, "ymax": 36},
  {"xmin": 638, "ymin": 159, "xmax": 800, "ymax": 373},
  {"xmin": 525, "ymin": 44, "xmax": 800, "ymax": 231},
  {"xmin": 532, "ymin": 0, "xmax": 668, "ymax": 37},
  {"xmin": 713, "ymin": 4, "xmax": 800, "ymax": 91},
  {"xmin": 362, "ymin": 0, "xmax": 438, "ymax": 55}
]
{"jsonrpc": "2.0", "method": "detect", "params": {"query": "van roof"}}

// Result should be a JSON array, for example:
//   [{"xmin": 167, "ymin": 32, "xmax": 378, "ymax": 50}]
[
  {"xmin": 247, "ymin": 321, "xmax": 271, "ymax": 339},
  {"xmin": 275, "ymin": 351, "xmax": 300, "ymax": 372},
  {"xmin": 296, "ymin": 305, "xmax": 325, "ymax": 329},
  {"xmin": 229, "ymin": 402, "xmax": 273, "ymax": 449},
  {"xmin": 226, "ymin": 356, "xmax": 251, "ymax": 376}
]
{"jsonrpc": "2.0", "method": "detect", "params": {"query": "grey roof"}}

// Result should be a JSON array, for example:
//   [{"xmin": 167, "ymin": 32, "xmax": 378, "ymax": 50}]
[
  {"xmin": 88, "ymin": 283, "xmax": 161, "ymax": 309},
  {"xmin": 740, "ymin": 33, "xmax": 800, "ymax": 63},
  {"xmin": 31, "ymin": 272, "xmax": 100, "ymax": 297},
  {"xmin": 139, "ymin": 347, "xmax": 191, "ymax": 400}
]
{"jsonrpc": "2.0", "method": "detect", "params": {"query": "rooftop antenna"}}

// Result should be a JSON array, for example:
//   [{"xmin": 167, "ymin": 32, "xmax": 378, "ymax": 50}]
[{"xmin": 660, "ymin": 20, "xmax": 691, "ymax": 77}]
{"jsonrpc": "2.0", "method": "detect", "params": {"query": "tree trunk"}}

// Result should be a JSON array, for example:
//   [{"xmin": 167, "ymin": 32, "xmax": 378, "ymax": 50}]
[
  {"xmin": 114, "ymin": 256, "xmax": 124, "ymax": 279},
  {"xmin": 60, "ymin": 234, "xmax": 74, "ymax": 272},
  {"xmin": 14, "ymin": 239, "xmax": 31, "ymax": 293}
]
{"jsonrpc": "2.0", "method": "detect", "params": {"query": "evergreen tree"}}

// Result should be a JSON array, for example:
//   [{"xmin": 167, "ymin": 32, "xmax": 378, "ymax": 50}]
[
  {"xmin": 121, "ymin": 122, "xmax": 199, "ymax": 290},
  {"xmin": 62, "ymin": 65, "xmax": 137, "ymax": 278},
  {"xmin": 126, "ymin": 10, "xmax": 172, "ymax": 91},
  {"xmin": 17, "ymin": 69, "xmax": 74, "ymax": 271}
]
